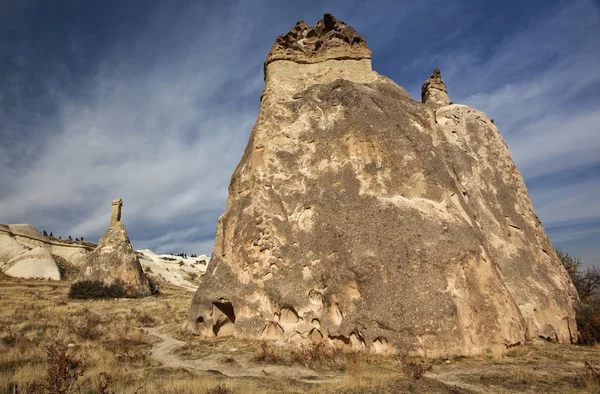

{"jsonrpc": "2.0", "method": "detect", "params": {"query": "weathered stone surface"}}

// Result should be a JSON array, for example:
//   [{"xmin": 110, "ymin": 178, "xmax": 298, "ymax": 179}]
[
  {"xmin": 265, "ymin": 13, "xmax": 371, "ymax": 69},
  {"xmin": 0, "ymin": 226, "xmax": 29, "ymax": 266},
  {"xmin": 422, "ymin": 69, "xmax": 450, "ymax": 109},
  {"xmin": 110, "ymin": 198, "xmax": 123, "ymax": 226},
  {"xmin": 3, "ymin": 247, "xmax": 61, "ymax": 280},
  {"xmin": 76, "ymin": 199, "xmax": 150, "ymax": 297},
  {"xmin": 49, "ymin": 244, "xmax": 90, "ymax": 267},
  {"xmin": 0, "ymin": 223, "xmax": 92, "ymax": 267},
  {"xmin": 188, "ymin": 15, "xmax": 577, "ymax": 356}
]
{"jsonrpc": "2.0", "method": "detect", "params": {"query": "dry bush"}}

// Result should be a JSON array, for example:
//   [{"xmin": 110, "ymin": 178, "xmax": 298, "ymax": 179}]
[
  {"xmin": 187, "ymin": 272, "xmax": 198, "ymax": 281},
  {"xmin": 102, "ymin": 334, "xmax": 150, "ymax": 364},
  {"xmin": 95, "ymin": 372, "xmax": 115, "ymax": 394},
  {"xmin": 401, "ymin": 359, "xmax": 433, "ymax": 380},
  {"xmin": 290, "ymin": 343, "xmax": 362, "ymax": 370},
  {"xmin": 255, "ymin": 341, "xmax": 370, "ymax": 371},
  {"xmin": 11, "ymin": 342, "xmax": 87, "ymax": 394},
  {"xmin": 205, "ymin": 386, "xmax": 231, "ymax": 394},
  {"xmin": 68, "ymin": 281, "xmax": 126, "ymax": 299},
  {"xmin": 254, "ymin": 342, "xmax": 283, "ymax": 363},
  {"xmin": 67, "ymin": 309, "xmax": 103, "ymax": 341},
  {"xmin": 558, "ymin": 248, "xmax": 600, "ymax": 345},
  {"xmin": 1, "ymin": 324, "xmax": 19, "ymax": 348},
  {"xmin": 575, "ymin": 360, "xmax": 600, "ymax": 390},
  {"xmin": 131, "ymin": 308, "xmax": 157, "ymax": 327}
]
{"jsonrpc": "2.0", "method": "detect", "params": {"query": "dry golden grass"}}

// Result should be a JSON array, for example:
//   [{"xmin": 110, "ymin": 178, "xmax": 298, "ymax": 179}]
[{"xmin": 2, "ymin": 272, "xmax": 600, "ymax": 393}]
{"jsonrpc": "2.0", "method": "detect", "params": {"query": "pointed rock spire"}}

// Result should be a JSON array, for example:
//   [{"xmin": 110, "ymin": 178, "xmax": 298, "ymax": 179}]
[
  {"xmin": 421, "ymin": 69, "xmax": 450, "ymax": 109},
  {"xmin": 76, "ymin": 199, "xmax": 150, "ymax": 297}
]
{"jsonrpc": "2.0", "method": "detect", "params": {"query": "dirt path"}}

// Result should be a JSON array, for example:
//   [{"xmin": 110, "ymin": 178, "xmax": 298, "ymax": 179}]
[{"xmin": 145, "ymin": 326, "xmax": 338, "ymax": 384}]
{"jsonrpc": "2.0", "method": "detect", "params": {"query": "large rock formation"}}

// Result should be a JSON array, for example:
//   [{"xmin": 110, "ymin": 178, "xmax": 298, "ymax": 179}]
[
  {"xmin": 76, "ymin": 199, "xmax": 150, "ymax": 297},
  {"xmin": 0, "ymin": 223, "xmax": 93, "ymax": 267},
  {"xmin": 188, "ymin": 14, "xmax": 577, "ymax": 357},
  {"xmin": 2, "ymin": 247, "xmax": 61, "ymax": 280}
]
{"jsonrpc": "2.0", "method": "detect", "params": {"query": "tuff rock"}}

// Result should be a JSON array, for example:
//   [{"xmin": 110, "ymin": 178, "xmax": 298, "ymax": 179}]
[
  {"xmin": 76, "ymin": 199, "xmax": 150, "ymax": 297},
  {"xmin": 422, "ymin": 69, "xmax": 450, "ymax": 109},
  {"xmin": 188, "ymin": 14, "xmax": 577, "ymax": 357},
  {"xmin": 0, "ymin": 224, "xmax": 29, "ymax": 266},
  {"xmin": 2, "ymin": 247, "xmax": 61, "ymax": 280}
]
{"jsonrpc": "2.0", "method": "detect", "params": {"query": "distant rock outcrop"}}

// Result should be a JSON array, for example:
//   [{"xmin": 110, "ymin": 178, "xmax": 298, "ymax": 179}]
[
  {"xmin": 0, "ymin": 223, "xmax": 93, "ymax": 267},
  {"xmin": 189, "ymin": 15, "xmax": 577, "ymax": 356},
  {"xmin": 0, "ymin": 224, "xmax": 29, "ymax": 266},
  {"xmin": 2, "ymin": 247, "xmax": 61, "ymax": 280},
  {"xmin": 76, "ymin": 199, "xmax": 150, "ymax": 297},
  {"xmin": 421, "ymin": 69, "xmax": 450, "ymax": 109}
]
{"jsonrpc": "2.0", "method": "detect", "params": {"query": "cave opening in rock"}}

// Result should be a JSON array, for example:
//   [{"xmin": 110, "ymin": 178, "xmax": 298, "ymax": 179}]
[{"xmin": 212, "ymin": 300, "xmax": 236, "ymax": 337}]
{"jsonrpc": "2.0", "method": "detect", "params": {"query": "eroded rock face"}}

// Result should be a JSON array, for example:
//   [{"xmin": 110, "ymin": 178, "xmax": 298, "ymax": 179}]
[
  {"xmin": 422, "ymin": 69, "xmax": 450, "ymax": 109},
  {"xmin": 3, "ymin": 247, "xmax": 61, "ymax": 280},
  {"xmin": 188, "ymin": 15, "xmax": 577, "ymax": 356},
  {"xmin": 265, "ymin": 13, "xmax": 371, "ymax": 68},
  {"xmin": 76, "ymin": 199, "xmax": 150, "ymax": 297},
  {"xmin": 0, "ymin": 225, "xmax": 29, "ymax": 266}
]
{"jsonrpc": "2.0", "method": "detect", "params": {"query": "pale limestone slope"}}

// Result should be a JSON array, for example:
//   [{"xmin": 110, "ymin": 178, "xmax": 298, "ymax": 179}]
[{"xmin": 2, "ymin": 247, "xmax": 61, "ymax": 280}]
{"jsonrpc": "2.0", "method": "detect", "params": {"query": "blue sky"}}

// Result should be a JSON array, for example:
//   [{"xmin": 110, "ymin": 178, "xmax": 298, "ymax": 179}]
[{"xmin": 1, "ymin": 0, "xmax": 599, "ymax": 264}]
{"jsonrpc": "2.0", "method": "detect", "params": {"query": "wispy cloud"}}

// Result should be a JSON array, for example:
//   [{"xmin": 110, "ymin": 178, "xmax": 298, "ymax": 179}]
[{"xmin": 0, "ymin": 1, "xmax": 267, "ymax": 253}]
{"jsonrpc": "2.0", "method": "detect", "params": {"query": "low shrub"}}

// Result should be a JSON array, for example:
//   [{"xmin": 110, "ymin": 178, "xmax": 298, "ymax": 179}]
[
  {"xmin": 254, "ymin": 342, "xmax": 283, "ymax": 363},
  {"xmin": 402, "ymin": 359, "xmax": 433, "ymax": 380},
  {"xmin": 206, "ymin": 386, "xmax": 231, "ymax": 394},
  {"xmin": 67, "ymin": 309, "xmax": 103, "ymax": 340},
  {"xmin": 68, "ymin": 281, "xmax": 126, "ymax": 299},
  {"xmin": 290, "ymin": 342, "xmax": 355, "ymax": 370}
]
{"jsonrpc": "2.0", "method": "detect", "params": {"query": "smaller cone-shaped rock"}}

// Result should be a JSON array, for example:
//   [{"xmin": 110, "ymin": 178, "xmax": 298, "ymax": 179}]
[
  {"xmin": 3, "ymin": 247, "xmax": 61, "ymax": 280},
  {"xmin": 422, "ymin": 69, "xmax": 450, "ymax": 109},
  {"xmin": 76, "ymin": 199, "xmax": 150, "ymax": 297}
]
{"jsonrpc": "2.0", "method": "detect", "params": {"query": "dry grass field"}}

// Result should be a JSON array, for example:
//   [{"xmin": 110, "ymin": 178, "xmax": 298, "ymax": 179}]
[{"xmin": 1, "ymin": 273, "xmax": 600, "ymax": 393}]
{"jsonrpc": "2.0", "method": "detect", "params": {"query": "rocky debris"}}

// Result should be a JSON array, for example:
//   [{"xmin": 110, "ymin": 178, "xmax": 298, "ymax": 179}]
[
  {"xmin": 2, "ymin": 247, "xmax": 61, "ymax": 280},
  {"xmin": 76, "ymin": 199, "xmax": 150, "ymax": 297},
  {"xmin": 189, "ymin": 14, "xmax": 577, "ymax": 357},
  {"xmin": 421, "ymin": 69, "xmax": 450, "ymax": 109}
]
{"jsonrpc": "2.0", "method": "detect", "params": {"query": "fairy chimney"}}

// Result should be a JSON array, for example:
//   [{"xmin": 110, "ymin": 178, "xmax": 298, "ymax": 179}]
[
  {"xmin": 188, "ymin": 14, "xmax": 577, "ymax": 357},
  {"xmin": 110, "ymin": 198, "xmax": 123, "ymax": 226},
  {"xmin": 76, "ymin": 199, "xmax": 150, "ymax": 297}
]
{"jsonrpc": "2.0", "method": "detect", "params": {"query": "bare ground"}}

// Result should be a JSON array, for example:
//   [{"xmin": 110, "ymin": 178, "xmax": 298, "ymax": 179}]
[{"xmin": 1, "ymin": 274, "xmax": 599, "ymax": 393}]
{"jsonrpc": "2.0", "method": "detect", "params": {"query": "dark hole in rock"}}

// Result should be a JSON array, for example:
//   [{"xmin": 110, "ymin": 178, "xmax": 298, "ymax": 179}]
[{"xmin": 212, "ymin": 301, "xmax": 236, "ymax": 337}]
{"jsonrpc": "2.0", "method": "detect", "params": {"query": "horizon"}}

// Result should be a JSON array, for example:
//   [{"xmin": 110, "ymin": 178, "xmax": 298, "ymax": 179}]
[{"xmin": 1, "ymin": 1, "xmax": 599, "ymax": 263}]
